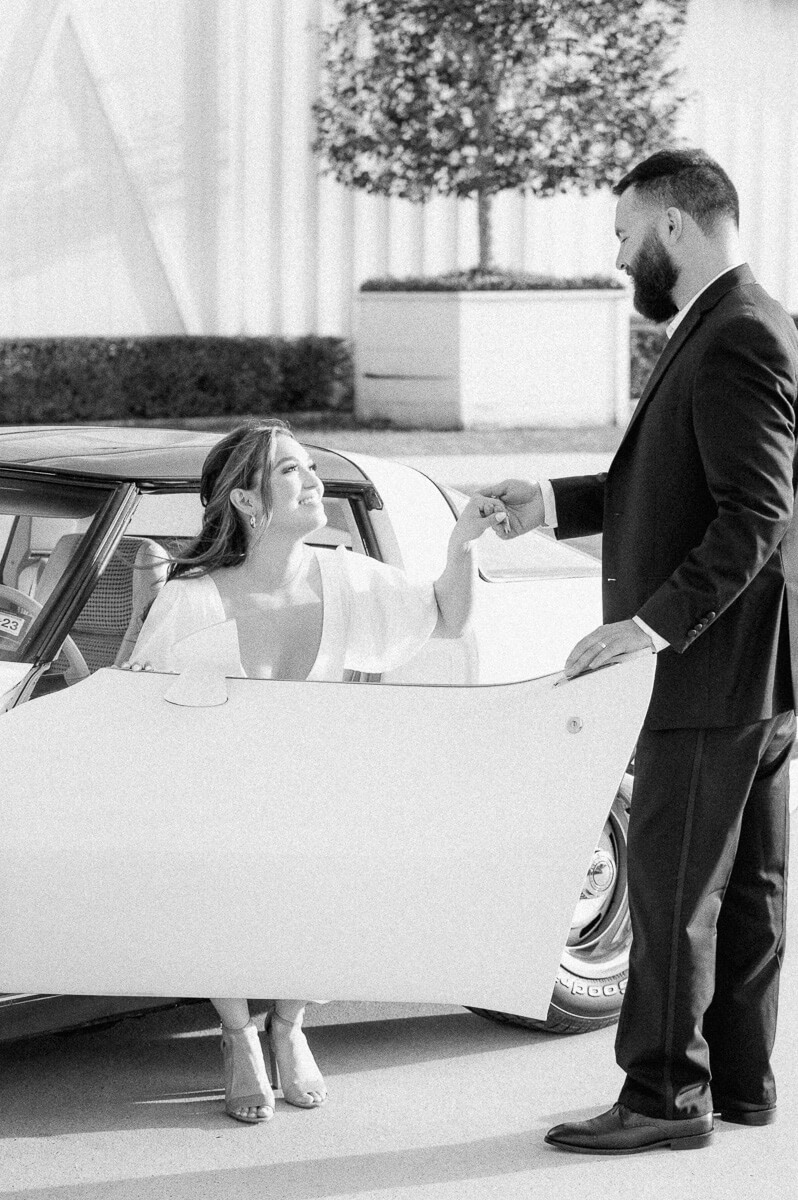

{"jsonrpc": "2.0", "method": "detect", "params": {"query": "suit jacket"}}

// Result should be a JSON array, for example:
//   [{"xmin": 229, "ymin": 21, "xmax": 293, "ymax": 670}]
[{"xmin": 552, "ymin": 265, "xmax": 798, "ymax": 729}]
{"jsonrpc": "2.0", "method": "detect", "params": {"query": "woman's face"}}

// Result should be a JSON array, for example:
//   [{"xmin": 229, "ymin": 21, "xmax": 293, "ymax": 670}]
[{"xmin": 260, "ymin": 433, "xmax": 326, "ymax": 535}]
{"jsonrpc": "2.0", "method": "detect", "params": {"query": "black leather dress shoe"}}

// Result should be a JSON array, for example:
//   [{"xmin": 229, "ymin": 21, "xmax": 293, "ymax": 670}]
[
  {"xmin": 545, "ymin": 1103, "xmax": 714, "ymax": 1155},
  {"xmin": 716, "ymin": 1106, "xmax": 777, "ymax": 1126}
]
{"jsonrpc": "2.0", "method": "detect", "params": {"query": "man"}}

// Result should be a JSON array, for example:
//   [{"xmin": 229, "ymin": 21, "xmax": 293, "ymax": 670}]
[{"xmin": 483, "ymin": 148, "xmax": 798, "ymax": 1154}]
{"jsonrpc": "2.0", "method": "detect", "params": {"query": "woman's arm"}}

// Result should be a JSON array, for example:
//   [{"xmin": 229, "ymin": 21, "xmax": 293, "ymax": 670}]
[{"xmin": 433, "ymin": 495, "xmax": 507, "ymax": 638}]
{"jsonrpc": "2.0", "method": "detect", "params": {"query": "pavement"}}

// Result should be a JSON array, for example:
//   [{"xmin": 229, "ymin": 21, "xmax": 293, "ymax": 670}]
[{"xmin": 1, "ymin": 881, "xmax": 796, "ymax": 1200}]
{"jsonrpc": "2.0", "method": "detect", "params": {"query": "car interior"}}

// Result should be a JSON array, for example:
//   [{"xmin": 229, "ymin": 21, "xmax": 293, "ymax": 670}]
[{"xmin": 0, "ymin": 486, "xmax": 365, "ymax": 689}]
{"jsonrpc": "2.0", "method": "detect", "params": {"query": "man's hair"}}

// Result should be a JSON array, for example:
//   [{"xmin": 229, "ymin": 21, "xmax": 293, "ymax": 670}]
[{"xmin": 613, "ymin": 149, "xmax": 739, "ymax": 232}]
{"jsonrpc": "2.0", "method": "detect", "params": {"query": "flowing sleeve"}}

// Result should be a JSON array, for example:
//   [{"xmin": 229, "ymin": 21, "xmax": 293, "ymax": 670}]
[
  {"xmin": 337, "ymin": 548, "xmax": 439, "ymax": 673},
  {"xmin": 127, "ymin": 580, "xmax": 187, "ymax": 671}
]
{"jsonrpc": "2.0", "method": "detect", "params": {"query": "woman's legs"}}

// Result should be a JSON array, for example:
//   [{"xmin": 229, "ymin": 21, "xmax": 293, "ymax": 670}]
[
  {"xmin": 209, "ymin": 998, "xmax": 327, "ymax": 1114},
  {"xmin": 212, "ymin": 997, "xmax": 251, "ymax": 1031},
  {"xmin": 270, "ymin": 999, "xmax": 327, "ymax": 1107},
  {"xmin": 211, "ymin": 998, "xmax": 274, "ymax": 1123}
]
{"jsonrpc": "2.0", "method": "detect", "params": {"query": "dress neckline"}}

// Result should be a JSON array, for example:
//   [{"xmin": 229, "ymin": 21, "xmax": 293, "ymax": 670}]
[{"xmin": 203, "ymin": 547, "xmax": 331, "ymax": 681}]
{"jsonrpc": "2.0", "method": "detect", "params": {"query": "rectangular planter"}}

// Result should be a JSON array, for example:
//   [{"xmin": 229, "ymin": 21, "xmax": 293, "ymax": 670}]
[{"xmin": 355, "ymin": 288, "xmax": 632, "ymax": 429}]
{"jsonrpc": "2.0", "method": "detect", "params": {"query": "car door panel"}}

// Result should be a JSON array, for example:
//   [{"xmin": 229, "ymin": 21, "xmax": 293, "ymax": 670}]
[{"xmin": 0, "ymin": 655, "xmax": 654, "ymax": 1019}]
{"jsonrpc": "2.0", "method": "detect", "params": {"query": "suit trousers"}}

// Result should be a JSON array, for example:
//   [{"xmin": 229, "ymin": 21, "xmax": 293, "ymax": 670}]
[{"xmin": 616, "ymin": 710, "xmax": 794, "ymax": 1120}]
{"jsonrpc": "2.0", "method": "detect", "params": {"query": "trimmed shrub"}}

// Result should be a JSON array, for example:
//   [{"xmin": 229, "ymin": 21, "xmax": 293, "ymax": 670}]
[
  {"xmin": 630, "ymin": 319, "xmax": 668, "ymax": 398},
  {"xmin": 0, "ymin": 336, "xmax": 354, "ymax": 424},
  {"xmin": 361, "ymin": 269, "xmax": 623, "ymax": 292}
]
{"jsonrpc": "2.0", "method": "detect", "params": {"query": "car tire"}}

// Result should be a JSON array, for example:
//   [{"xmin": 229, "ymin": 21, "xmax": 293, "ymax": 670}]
[{"xmin": 468, "ymin": 773, "xmax": 632, "ymax": 1035}]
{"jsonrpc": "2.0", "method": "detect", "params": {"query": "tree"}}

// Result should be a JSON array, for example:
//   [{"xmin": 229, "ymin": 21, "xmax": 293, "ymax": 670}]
[{"xmin": 312, "ymin": 0, "xmax": 689, "ymax": 271}]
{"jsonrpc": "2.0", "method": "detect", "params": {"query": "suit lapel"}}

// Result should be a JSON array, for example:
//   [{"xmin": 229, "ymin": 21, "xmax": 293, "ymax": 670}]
[{"xmin": 617, "ymin": 264, "xmax": 755, "ymax": 453}]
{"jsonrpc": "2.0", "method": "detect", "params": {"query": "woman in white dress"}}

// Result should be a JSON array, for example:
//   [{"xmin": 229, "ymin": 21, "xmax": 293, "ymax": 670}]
[{"xmin": 128, "ymin": 418, "xmax": 505, "ymax": 1125}]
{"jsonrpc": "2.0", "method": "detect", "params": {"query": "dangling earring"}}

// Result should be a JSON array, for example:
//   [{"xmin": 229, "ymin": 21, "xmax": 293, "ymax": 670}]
[{"xmin": 249, "ymin": 514, "xmax": 256, "ymax": 529}]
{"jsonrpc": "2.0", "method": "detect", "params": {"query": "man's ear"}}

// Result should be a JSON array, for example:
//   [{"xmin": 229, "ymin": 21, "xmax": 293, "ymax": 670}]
[{"xmin": 662, "ymin": 206, "xmax": 684, "ymax": 243}]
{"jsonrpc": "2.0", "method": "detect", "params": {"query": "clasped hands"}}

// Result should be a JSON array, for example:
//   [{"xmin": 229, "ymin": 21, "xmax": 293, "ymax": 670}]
[{"xmin": 478, "ymin": 477, "xmax": 654, "ymax": 679}]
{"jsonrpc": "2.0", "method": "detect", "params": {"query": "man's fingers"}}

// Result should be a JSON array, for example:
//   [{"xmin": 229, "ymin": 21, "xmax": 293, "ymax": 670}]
[
  {"xmin": 564, "ymin": 629, "xmax": 615, "ymax": 677},
  {"xmin": 564, "ymin": 620, "xmax": 654, "ymax": 678},
  {"xmin": 477, "ymin": 480, "xmax": 512, "ymax": 499}
]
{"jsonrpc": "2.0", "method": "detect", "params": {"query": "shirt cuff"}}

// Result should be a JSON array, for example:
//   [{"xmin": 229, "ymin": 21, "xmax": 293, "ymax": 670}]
[
  {"xmin": 539, "ymin": 478, "xmax": 558, "ymax": 528},
  {"xmin": 633, "ymin": 615, "xmax": 669, "ymax": 653}
]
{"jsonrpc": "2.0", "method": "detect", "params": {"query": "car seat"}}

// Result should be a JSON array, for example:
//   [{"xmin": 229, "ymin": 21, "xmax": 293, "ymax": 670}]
[{"xmin": 36, "ymin": 534, "xmax": 170, "ymax": 671}]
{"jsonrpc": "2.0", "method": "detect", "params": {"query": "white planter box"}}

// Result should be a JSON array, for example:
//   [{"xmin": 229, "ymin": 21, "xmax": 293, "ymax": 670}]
[{"xmin": 355, "ymin": 288, "xmax": 632, "ymax": 429}]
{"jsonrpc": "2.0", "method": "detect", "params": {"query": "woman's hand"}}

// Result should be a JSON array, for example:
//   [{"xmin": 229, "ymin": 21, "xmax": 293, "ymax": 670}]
[
  {"xmin": 116, "ymin": 661, "xmax": 154, "ymax": 671},
  {"xmin": 433, "ymin": 494, "xmax": 507, "ymax": 639},
  {"xmin": 450, "ymin": 493, "xmax": 510, "ymax": 547}
]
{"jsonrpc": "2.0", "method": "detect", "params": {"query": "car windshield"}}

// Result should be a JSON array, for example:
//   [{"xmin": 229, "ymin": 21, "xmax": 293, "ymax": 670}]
[{"xmin": 0, "ymin": 474, "xmax": 111, "ymax": 663}]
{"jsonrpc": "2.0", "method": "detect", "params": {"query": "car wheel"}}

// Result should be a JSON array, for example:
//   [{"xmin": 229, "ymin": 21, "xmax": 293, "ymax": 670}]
[{"xmin": 468, "ymin": 773, "xmax": 632, "ymax": 1035}]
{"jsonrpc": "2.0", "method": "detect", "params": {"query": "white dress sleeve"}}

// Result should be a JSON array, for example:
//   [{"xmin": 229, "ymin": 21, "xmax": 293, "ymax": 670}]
[
  {"xmin": 129, "ymin": 576, "xmax": 210, "ymax": 672},
  {"xmin": 127, "ymin": 580, "xmax": 187, "ymax": 671},
  {"xmin": 336, "ymin": 548, "xmax": 439, "ymax": 674},
  {"xmin": 130, "ymin": 577, "xmax": 245, "ymax": 677}
]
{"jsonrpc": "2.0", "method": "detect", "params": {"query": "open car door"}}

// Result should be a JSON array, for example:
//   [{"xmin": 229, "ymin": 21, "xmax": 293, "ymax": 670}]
[{"xmin": 0, "ymin": 655, "xmax": 654, "ymax": 1020}]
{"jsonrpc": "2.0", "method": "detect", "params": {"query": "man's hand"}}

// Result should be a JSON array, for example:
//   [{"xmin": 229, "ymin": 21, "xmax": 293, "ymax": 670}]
[
  {"xmin": 564, "ymin": 620, "xmax": 654, "ymax": 679},
  {"xmin": 476, "ymin": 479, "xmax": 545, "ymax": 539}
]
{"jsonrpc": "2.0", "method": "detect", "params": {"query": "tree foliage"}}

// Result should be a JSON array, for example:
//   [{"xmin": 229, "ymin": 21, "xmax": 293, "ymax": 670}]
[{"xmin": 313, "ymin": 0, "xmax": 689, "ymax": 266}]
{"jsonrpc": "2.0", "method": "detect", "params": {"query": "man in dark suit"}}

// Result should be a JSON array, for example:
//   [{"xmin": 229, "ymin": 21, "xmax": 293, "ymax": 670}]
[{"xmin": 483, "ymin": 148, "xmax": 798, "ymax": 1153}]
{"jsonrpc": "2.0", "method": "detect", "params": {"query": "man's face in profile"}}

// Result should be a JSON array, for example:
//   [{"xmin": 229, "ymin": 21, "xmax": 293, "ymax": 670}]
[{"xmin": 615, "ymin": 188, "xmax": 679, "ymax": 324}]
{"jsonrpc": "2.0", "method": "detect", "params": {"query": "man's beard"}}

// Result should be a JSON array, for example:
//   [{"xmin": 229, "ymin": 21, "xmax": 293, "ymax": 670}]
[{"xmin": 630, "ymin": 230, "xmax": 679, "ymax": 323}]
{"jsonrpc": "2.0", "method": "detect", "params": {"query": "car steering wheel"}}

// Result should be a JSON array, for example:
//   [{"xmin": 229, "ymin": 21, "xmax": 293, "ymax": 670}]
[{"xmin": 0, "ymin": 584, "xmax": 90, "ymax": 684}]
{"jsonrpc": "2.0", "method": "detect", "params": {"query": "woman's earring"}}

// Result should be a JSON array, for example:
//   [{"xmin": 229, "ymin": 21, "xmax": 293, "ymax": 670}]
[{"xmin": 249, "ymin": 514, "xmax": 256, "ymax": 529}]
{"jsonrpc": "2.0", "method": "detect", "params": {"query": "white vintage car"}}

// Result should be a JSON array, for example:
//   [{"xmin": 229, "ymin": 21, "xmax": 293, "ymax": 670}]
[{"xmin": 0, "ymin": 426, "xmax": 636, "ymax": 1041}]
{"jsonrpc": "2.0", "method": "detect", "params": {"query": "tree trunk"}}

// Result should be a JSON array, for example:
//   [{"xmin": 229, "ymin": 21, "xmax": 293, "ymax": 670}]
[{"xmin": 478, "ymin": 190, "xmax": 492, "ymax": 271}]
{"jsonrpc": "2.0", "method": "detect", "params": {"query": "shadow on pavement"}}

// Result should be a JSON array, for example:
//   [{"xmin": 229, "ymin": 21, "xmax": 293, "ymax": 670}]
[{"xmin": 0, "ymin": 1007, "xmax": 550, "ymax": 1139}]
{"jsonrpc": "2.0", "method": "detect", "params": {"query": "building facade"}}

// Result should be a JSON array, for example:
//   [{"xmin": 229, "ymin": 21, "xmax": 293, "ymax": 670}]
[{"xmin": 0, "ymin": 0, "xmax": 796, "ymax": 338}]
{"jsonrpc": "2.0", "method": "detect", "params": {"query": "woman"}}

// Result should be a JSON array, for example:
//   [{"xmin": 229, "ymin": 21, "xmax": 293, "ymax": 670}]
[{"xmin": 128, "ymin": 418, "xmax": 505, "ymax": 1125}]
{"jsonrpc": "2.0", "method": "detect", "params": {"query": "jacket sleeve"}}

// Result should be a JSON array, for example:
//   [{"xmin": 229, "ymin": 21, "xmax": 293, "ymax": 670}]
[
  {"xmin": 550, "ymin": 474, "xmax": 607, "ymax": 540},
  {"xmin": 637, "ymin": 311, "xmax": 797, "ymax": 651}
]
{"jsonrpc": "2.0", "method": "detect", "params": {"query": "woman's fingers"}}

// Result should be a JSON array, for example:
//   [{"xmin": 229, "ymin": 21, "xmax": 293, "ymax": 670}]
[{"xmin": 475, "ymin": 494, "xmax": 510, "ymax": 531}]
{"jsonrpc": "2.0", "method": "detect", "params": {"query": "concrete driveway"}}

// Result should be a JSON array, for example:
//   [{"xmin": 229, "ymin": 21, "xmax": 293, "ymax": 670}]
[{"xmin": 1, "ymin": 875, "xmax": 796, "ymax": 1200}]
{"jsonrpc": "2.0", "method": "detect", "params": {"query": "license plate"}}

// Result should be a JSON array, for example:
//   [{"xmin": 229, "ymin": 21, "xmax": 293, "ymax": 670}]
[{"xmin": 0, "ymin": 610, "xmax": 27, "ymax": 638}]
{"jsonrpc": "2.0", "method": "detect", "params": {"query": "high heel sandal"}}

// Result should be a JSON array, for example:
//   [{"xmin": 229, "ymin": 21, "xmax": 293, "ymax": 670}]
[
  {"xmin": 267, "ymin": 1012, "xmax": 327, "ymax": 1108},
  {"xmin": 220, "ymin": 1020, "xmax": 275, "ymax": 1124}
]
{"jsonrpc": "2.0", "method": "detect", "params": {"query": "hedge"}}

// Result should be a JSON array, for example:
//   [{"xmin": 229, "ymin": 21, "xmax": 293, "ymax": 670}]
[
  {"xmin": 361, "ymin": 268, "xmax": 623, "ymax": 291},
  {"xmin": 630, "ymin": 319, "xmax": 667, "ymax": 398},
  {"xmin": 0, "ymin": 323, "xmax": 701, "ymax": 424},
  {"xmin": 0, "ymin": 336, "xmax": 354, "ymax": 424}
]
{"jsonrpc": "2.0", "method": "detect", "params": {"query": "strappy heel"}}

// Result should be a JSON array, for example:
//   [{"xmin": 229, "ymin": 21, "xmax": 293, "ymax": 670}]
[
  {"xmin": 267, "ymin": 1011, "xmax": 327, "ymax": 1108},
  {"xmin": 220, "ymin": 1020, "xmax": 275, "ymax": 1124}
]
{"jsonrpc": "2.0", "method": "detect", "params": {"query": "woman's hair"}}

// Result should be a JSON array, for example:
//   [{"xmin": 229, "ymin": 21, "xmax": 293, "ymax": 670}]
[{"xmin": 169, "ymin": 418, "xmax": 292, "ymax": 580}]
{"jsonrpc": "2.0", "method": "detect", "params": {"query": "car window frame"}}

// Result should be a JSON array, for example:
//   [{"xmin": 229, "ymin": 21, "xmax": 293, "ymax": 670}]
[{"xmin": 4, "ymin": 471, "xmax": 139, "ymax": 667}]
